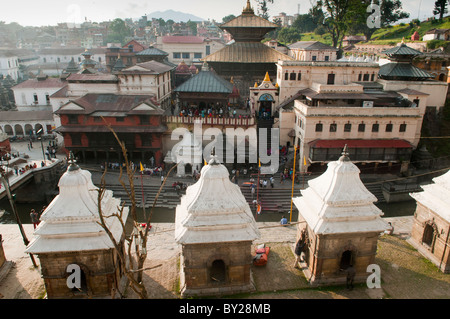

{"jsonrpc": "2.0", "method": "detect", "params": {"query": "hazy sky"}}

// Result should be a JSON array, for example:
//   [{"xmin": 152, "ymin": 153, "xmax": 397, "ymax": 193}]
[{"xmin": 0, "ymin": 0, "xmax": 436, "ymax": 27}]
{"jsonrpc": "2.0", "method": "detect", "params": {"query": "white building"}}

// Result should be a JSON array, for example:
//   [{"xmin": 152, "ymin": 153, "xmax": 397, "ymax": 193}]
[
  {"xmin": 0, "ymin": 51, "xmax": 20, "ymax": 81},
  {"xmin": 12, "ymin": 75, "xmax": 66, "ymax": 108},
  {"xmin": 154, "ymin": 35, "xmax": 225, "ymax": 65}
]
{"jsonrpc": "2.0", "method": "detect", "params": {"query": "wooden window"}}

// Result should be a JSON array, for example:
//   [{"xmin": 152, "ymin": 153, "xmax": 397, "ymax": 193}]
[
  {"xmin": 344, "ymin": 123, "xmax": 352, "ymax": 132},
  {"xmin": 330, "ymin": 123, "xmax": 337, "ymax": 132},
  {"xmin": 399, "ymin": 123, "xmax": 407, "ymax": 132},
  {"xmin": 372, "ymin": 123, "xmax": 379, "ymax": 132},
  {"xmin": 315, "ymin": 123, "xmax": 323, "ymax": 132},
  {"xmin": 358, "ymin": 123, "xmax": 366, "ymax": 132},
  {"xmin": 385, "ymin": 123, "xmax": 393, "ymax": 132}
]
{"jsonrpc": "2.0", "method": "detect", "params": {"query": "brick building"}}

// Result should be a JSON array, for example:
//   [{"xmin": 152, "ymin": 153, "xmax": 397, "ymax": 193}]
[{"xmin": 54, "ymin": 93, "xmax": 167, "ymax": 166}]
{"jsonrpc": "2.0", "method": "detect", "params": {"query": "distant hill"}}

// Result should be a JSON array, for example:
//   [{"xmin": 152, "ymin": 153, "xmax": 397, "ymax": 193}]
[{"xmin": 146, "ymin": 10, "xmax": 205, "ymax": 22}]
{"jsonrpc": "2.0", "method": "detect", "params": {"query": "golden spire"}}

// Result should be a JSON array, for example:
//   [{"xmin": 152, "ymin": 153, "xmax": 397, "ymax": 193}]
[
  {"xmin": 243, "ymin": 0, "xmax": 254, "ymax": 15},
  {"xmin": 263, "ymin": 71, "xmax": 270, "ymax": 82},
  {"xmin": 254, "ymin": 82, "xmax": 258, "ymax": 87}
]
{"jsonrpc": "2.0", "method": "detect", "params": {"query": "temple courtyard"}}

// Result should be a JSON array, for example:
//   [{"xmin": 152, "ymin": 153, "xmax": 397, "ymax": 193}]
[{"xmin": 1, "ymin": 216, "xmax": 449, "ymax": 299}]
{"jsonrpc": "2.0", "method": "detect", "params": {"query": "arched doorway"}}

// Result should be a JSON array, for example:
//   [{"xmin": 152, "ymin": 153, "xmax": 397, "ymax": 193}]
[
  {"xmin": 259, "ymin": 94, "xmax": 274, "ymax": 118},
  {"xmin": 35, "ymin": 123, "xmax": 43, "ymax": 134},
  {"xmin": 24, "ymin": 124, "xmax": 33, "ymax": 136},
  {"xmin": 339, "ymin": 250, "xmax": 353, "ymax": 270},
  {"xmin": 4, "ymin": 125, "xmax": 13, "ymax": 136},
  {"xmin": 422, "ymin": 223, "xmax": 435, "ymax": 247},
  {"xmin": 210, "ymin": 259, "xmax": 226, "ymax": 283},
  {"xmin": 14, "ymin": 124, "xmax": 24, "ymax": 136},
  {"xmin": 185, "ymin": 163, "xmax": 192, "ymax": 175}
]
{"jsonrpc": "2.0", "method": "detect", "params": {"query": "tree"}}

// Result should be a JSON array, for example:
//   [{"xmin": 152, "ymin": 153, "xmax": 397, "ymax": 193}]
[
  {"xmin": 318, "ymin": 0, "xmax": 363, "ymax": 48},
  {"xmin": 292, "ymin": 14, "xmax": 317, "ymax": 33},
  {"xmin": 222, "ymin": 14, "xmax": 236, "ymax": 24},
  {"xmin": 256, "ymin": 0, "xmax": 274, "ymax": 20},
  {"xmin": 186, "ymin": 20, "xmax": 197, "ymax": 36},
  {"xmin": 278, "ymin": 27, "xmax": 302, "ymax": 44},
  {"xmin": 348, "ymin": 0, "xmax": 410, "ymax": 42},
  {"xmin": 106, "ymin": 18, "xmax": 131, "ymax": 45},
  {"xmin": 433, "ymin": 0, "xmax": 448, "ymax": 20},
  {"xmin": 96, "ymin": 122, "xmax": 178, "ymax": 298}
]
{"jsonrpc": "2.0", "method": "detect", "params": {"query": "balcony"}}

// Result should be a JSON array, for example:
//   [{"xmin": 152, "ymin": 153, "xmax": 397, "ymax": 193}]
[{"xmin": 164, "ymin": 116, "xmax": 256, "ymax": 127}]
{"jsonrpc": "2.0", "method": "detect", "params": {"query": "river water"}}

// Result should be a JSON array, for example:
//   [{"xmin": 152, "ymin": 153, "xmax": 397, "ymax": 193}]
[{"xmin": 0, "ymin": 198, "xmax": 415, "ymax": 225}]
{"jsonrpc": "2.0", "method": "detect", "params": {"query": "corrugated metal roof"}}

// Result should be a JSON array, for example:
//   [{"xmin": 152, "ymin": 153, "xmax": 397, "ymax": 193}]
[
  {"xmin": 120, "ymin": 61, "xmax": 174, "ymax": 74},
  {"xmin": 0, "ymin": 110, "xmax": 53, "ymax": 121},
  {"xmin": 55, "ymin": 124, "xmax": 167, "ymax": 133},
  {"xmin": 379, "ymin": 62, "xmax": 434, "ymax": 79},
  {"xmin": 202, "ymin": 42, "xmax": 293, "ymax": 63},
  {"xmin": 67, "ymin": 73, "xmax": 118, "ymax": 82},
  {"xmin": 174, "ymin": 70, "xmax": 233, "ymax": 94}
]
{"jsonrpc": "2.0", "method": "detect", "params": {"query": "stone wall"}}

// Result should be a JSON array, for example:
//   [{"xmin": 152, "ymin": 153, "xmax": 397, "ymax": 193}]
[
  {"xmin": 180, "ymin": 241, "xmax": 254, "ymax": 296},
  {"xmin": 408, "ymin": 203, "xmax": 450, "ymax": 273},
  {"xmin": 302, "ymin": 225, "xmax": 380, "ymax": 286},
  {"xmin": 37, "ymin": 248, "xmax": 121, "ymax": 298}
]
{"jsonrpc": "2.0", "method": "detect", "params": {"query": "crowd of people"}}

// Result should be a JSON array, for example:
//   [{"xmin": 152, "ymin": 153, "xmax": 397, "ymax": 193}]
[{"xmin": 177, "ymin": 104, "xmax": 252, "ymax": 119}]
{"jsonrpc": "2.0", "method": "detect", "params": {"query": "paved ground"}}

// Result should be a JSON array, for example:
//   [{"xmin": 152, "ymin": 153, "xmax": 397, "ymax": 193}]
[{"xmin": 1, "ymin": 216, "xmax": 437, "ymax": 300}]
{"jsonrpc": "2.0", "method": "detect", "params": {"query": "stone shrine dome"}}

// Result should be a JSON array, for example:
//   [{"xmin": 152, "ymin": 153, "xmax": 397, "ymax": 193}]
[
  {"xmin": 293, "ymin": 150, "xmax": 388, "ymax": 235},
  {"xmin": 410, "ymin": 169, "xmax": 450, "ymax": 222},
  {"xmin": 175, "ymin": 155, "xmax": 260, "ymax": 244},
  {"xmin": 26, "ymin": 158, "xmax": 128, "ymax": 254}
]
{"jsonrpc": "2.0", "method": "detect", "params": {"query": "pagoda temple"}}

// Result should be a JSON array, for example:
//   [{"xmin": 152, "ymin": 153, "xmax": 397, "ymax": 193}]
[
  {"xmin": 379, "ymin": 43, "xmax": 434, "ymax": 81},
  {"xmin": 202, "ymin": 0, "xmax": 293, "ymax": 97}
]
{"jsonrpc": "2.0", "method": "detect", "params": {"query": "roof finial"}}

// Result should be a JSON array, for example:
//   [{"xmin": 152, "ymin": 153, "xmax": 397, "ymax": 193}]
[
  {"xmin": 68, "ymin": 151, "xmax": 80, "ymax": 171},
  {"xmin": 339, "ymin": 144, "xmax": 350, "ymax": 162},
  {"xmin": 209, "ymin": 147, "xmax": 220, "ymax": 165},
  {"xmin": 263, "ymin": 71, "xmax": 270, "ymax": 82}
]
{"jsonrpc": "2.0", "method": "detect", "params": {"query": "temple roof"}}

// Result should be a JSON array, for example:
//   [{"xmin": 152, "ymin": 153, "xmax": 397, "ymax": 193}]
[
  {"xmin": 25, "ymin": 159, "xmax": 128, "ymax": 253},
  {"xmin": 174, "ymin": 66, "xmax": 233, "ymax": 94},
  {"xmin": 174, "ymin": 155, "xmax": 260, "ymax": 244},
  {"xmin": 293, "ymin": 149, "xmax": 388, "ymax": 235},
  {"xmin": 382, "ymin": 43, "xmax": 423, "ymax": 57},
  {"xmin": 203, "ymin": 42, "xmax": 293, "ymax": 63},
  {"xmin": 220, "ymin": 0, "xmax": 277, "ymax": 29},
  {"xmin": 410, "ymin": 170, "xmax": 450, "ymax": 222},
  {"xmin": 55, "ymin": 93, "xmax": 163, "ymax": 116},
  {"xmin": 379, "ymin": 62, "xmax": 434, "ymax": 80}
]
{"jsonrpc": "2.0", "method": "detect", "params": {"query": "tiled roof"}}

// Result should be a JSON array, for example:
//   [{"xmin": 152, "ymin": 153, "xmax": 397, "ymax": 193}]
[
  {"xmin": 136, "ymin": 47, "xmax": 169, "ymax": 56},
  {"xmin": 12, "ymin": 78, "xmax": 66, "ymax": 90},
  {"xmin": 56, "ymin": 94, "xmax": 162, "ymax": 115},
  {"xmin": 66, "ymin": 73, "xmax": 118, "ymax": 82},
  {"xmin": 55, "ymin": 124, "xmax": 167, "ymax": 133},
  {"xmin": 202, "ymin": 42, "xmax": 293, "ymax": 63},
  {"xmin": 0, "ymin": 110, "xmax": 53, "ymax": 121},
  {"xmin": 174, "ymin": 69, "xmax": 233, "ymax": 94},
  {"xmin": 119, "ymin": 61, "xmax": 174, "ymax": 74},
  {"xmin": 397, "ymin": 88, "xmax": 430, "ymax": 96}
]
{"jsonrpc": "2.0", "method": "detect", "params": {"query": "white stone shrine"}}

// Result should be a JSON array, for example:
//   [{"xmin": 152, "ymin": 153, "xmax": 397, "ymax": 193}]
[
  {"xmin": 293, "ymin": 147, "xmax": 388, "ymax": 286},
  {"xmin": 408, "ymin": 169, "xmax": 450, "ymax": 273},
  {"xmin": 25, "ymin": 156, "xmax": 129, "ymax": 298},
  {"xmin": 175, "ymin": 154, "xmax": 260, "ymax": 296}
]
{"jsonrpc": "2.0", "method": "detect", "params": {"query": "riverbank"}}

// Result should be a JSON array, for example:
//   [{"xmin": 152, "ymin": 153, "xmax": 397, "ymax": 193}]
[{"xmin": 4, "ymin": 216, "xmax": 448, "ymax": 300}]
